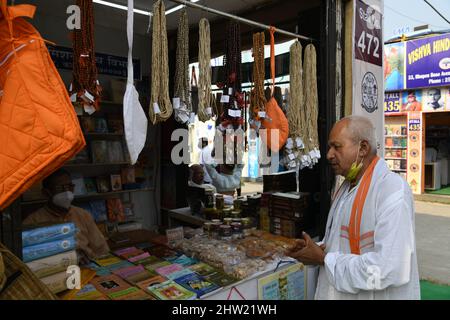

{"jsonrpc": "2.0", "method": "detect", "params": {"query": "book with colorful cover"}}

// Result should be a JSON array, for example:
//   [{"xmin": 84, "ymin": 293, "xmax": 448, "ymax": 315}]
[
  {"xmin": 188, "ymin": 263, "xmax": 217, "ymax": 277},
  {"xmin": 155, "ymin": 263, "xmax": 184, "ymax": 278},
  {"xmin": 120, "ymin": 249, "xmax": 145, "ymax": 260},
  {"xmin": 135, "ymin": 242, "xmax": 156, "ymax": 251},
  {"xmin": 26, "ymin": 250, "xmax": 78, "ymax": 279},
  {"xmin": 174, "ymin": 272, "xmax": 220, "ymax": 298},
  {"xmin": 125, "ymin": 270, "xmax": 157, "ymax": 285},
  {"xmin": 148, "ymin": 280, "xmax": 196, "ymax": 300},
  {"xmin": 147, "ymin": 245, "xmax": 178, "ymax": 259},
  {"xmin": 84, "ymin": 178, "xmax": 97, "ymax": 194},
  {"xmin": 145, "ymin": 260, "xmax": 171, "ymax": 272},
  {"xmin": 22, "ymin": 236, "xmax": 76, "ymax": 263},
  {"xmin": 107, "ymin": 198, "xmax": 125, "ymax": 222},
  {"xmin": 89, "ymin": 200, "xmax": 108, "ymax": 222},
  {"xmin": 166, "ymin": 268, "xmax": 195, "ymax": 281},
  {"xmin": 105, "ymin": 260, "xmax": 134, "ymax": 273},
  {"xmin": 166, "ymin": 254, "xmax": 198, "ymax": 267},
  {"xmin": 112, "ymin": 265, "xmax": 145, "ymax": 279},
  {"xmin": 91, "ymin": 274, "xmax": 131, "ymax": 295},
  {"xmin": 94, "ymin": 254, "xmax": 122, "ymax": 267},
  {"xmin": 72, "ymin": 284, "xmax": 106, "ymax": 300},
  {"xmin": 127, "ymin": 252, "xmax": 150, "ymax": 263},
  {"xmin": 137, "ymin": 275, "xmax": 167, "ymax": 292},
  {"xmin": 132, "ymin": 255, "xmax": 161, "ymax": 267},
  {"xmin": 22, "ymin": 223, "xmax": 77, "ymax": 247},
  {"xmin": 107, "ymin": 287, "xmax": 153, "ymax": 300},
  {"xmin": 205, "ymin": 271, "xmax": 238, "ymax": 288}
]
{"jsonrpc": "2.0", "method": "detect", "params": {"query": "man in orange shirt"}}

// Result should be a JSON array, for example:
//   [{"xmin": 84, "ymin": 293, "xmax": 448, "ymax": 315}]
[{"xmin": 23, "ymin": 169, "xmax": 110, "ymax": 264}]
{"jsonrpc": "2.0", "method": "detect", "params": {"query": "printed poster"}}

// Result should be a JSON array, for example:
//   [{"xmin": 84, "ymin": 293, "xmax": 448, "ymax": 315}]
[
  {"xmin": 401, "ymin": 90, "xmax": 423, "ymax": 112},
  {"xmin": 384, "ymin": 92, "xmax": 401, "ymax": 114},
  {"xmin": 352, "ymin": 0, "xmax": 384, "ymax": 156},
  {"xmin": 384, "ymin": 42, "xmax": 405, "ymax": 91},
  {"xmin": 407, "ymin": 111, "xmax": 423, "ymax": 194},
  {"xmin": 258, "ymin": 263, "xmax": 306, "ymax": 300}
]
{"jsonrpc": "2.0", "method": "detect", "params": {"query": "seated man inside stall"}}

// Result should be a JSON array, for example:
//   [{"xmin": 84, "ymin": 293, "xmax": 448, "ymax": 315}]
[
  {"xmin": 188, "ymin": 164, "xmax": 216, "ymax": 194},
  {"xmin": 204, "ymin": 163, "xmax": 243, "ymax": 196},
  {"xmin": 23, "ymin": 169, "xmax": 110, "ymax": 264}
]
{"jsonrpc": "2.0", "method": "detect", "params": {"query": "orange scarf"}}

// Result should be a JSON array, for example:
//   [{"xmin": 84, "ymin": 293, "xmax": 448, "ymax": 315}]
[{"xmin": 348, "ymin": 156, "xmax": 380, "ymax": 254}]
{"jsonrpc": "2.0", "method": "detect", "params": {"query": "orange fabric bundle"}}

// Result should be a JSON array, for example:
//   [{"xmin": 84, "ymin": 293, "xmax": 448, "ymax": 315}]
[
  {"xmin": 261, "ymin": 27, "xmax": 289, "ymax": 152},
  {"xmin": 0, "ymin": 1, "xmax": 85, "ymax": 210}
]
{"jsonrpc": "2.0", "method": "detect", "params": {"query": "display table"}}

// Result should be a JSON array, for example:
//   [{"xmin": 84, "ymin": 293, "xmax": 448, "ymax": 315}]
[
  {"xmin": 167, "ymin": 207, "xmax": 207, "ymax": 227},
  {"xmin": 107, "ymin": 229, "xmax": 166, "ymax": 251}
]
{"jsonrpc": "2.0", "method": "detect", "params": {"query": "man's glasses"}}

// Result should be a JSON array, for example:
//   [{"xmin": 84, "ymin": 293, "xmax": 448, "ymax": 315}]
[{"xmin": 54, "ymin": 183, "xmax": 75, "ymax": 192}]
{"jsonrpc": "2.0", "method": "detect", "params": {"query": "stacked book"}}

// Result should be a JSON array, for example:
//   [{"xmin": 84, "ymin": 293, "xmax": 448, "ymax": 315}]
[{"xmin": 22, "ymin": 223, "xmax": 78, "ymax": 294}]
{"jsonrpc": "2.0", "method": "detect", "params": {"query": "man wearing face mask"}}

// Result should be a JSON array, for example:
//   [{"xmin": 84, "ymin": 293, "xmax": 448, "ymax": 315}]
[
  {"xmin": 23, "ymin": 169, "xmax": 110, "ymax": 264},
  {"xmin": 287, "ymin": 115, "xmax": 420, "ymax": 300}
]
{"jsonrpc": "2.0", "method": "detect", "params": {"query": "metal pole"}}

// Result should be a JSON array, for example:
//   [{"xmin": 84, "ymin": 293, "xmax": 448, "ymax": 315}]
[{"xmin": 169, "ymin": 0, "xmax": 315, "ymax": 42}]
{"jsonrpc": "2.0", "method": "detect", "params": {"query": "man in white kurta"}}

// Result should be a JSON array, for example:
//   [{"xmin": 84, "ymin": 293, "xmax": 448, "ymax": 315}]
[{"xmin": 288, "ymin": 116, "xmax": 420, "ymax": 300}]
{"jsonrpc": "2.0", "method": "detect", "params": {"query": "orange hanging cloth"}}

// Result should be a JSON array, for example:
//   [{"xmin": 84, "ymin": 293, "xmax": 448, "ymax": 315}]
[
  {"xmin": 261, "ymin": 26, "xmax": 289, "ymax": 152},
  {"xmin": 0, "ymin": 1, "xmax": 86, "ymax": 210}
]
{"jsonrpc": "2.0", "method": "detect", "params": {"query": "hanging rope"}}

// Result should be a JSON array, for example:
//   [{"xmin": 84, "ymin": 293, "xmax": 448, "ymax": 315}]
[
  {"xmin": 71, "ymin": 0, "xmax": 101, "ymax": 111},
  {"xmin": 302, "ymin": 43, "xmax": 320, "ymax": 168},
  {"xmin": 198, "ymin": 18, "xmax": 213, "ymax": 122},
  {"xmin": 250, "ymin": 32, "xmax": 266, "ymax": 126},
  {"xmin": 219, "ymin": 20, "xmax": 243, "ymax": 130},
  {"xmin": 284, "ymin": 40, "xmax": 305, "ymax": 170},
  {"xmin": 173, "ymin": 9, "xmax": 190, "ymax": 124},
  {"xmin": 149, "ymin": 0, "xmax": 173, "ymax": 124}
]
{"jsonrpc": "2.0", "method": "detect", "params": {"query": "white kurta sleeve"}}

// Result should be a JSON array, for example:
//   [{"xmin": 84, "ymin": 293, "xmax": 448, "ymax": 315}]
[{"xmin": 324, "ymin": 184, "xmax": 415, "ymax": 294}]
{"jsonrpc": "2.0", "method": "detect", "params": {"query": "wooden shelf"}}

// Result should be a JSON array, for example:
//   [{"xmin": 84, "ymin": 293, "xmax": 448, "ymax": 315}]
[
  {"xmin": 64, "ymin": 162, "xmax": 130, "ymax": 168},
  {"xmin": 21, "ymin": 188, "xmax": 155, "ymax": 206}
]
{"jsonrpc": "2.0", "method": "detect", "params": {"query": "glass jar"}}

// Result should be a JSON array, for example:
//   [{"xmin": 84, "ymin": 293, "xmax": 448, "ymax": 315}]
[
  {"xmin": 211, "ymin": 222, "xmax": 221, "ymax": 240},
  {"xmin": 220, "ymin": 225, "xmax": 232, "ymax": 241},
  {"xmin": 223, "ymin": 218, "xmax": 233, "ymax": 225},
  {"xmin": 205, "ymin": 190, "xmax": 215, "ymax": 208},
  {"xmin": 231, "ymin": 222, "xmax": 243, "ymax": 240},
  {"xmin": 203, "ymin": 222, "xmax": 212, "ymax": 238},
  {"xmin": 233, "ymin": 198, "xmax": 242, "ymax": 211},
  {"xmin": 215, "ymin": 194, "xmax": 224, "ymax": 210},
  {"xmin": 222, "ymin": 207, "xmax": 232, "ymax": 218},
  {"xmin": 231, "ymin": 210, "xmax": 241, "ymax": 219}
]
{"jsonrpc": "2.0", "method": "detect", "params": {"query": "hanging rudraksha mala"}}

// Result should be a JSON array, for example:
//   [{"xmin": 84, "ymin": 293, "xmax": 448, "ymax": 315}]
[{"xmin": 71, "ymin": 0, "xmax": 102, "ymax": 111}]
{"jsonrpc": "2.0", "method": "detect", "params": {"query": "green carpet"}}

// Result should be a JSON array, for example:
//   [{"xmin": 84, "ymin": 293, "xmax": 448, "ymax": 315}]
[
  {"xmin": 420, "ymin": 280, "xmax": 450, "ymax": 300},
  {"xmin": 426, "ymin": 186, "xmax": 450, "ymax": 195}
]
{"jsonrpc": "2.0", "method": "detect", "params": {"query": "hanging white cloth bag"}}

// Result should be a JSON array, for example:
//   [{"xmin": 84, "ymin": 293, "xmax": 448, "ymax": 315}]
[{"xmin": 124, "ymin": 0, "xmax": 148, "ymax": 164}]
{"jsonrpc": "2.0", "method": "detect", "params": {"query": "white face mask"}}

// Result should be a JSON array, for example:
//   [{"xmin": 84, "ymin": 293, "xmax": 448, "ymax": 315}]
[{"xmin": 52, "ymin": 191, "xmax": 74, "ymax": 209}]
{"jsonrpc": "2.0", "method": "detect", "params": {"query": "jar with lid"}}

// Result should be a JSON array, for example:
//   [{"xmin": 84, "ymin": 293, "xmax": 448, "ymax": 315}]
[
  {"xmin": 220, "ymin": 225, "xmax": 232, "ymax": 241},
  {"xmin": 215, "ymin": 194, "xmax": 224, "ymax": 210},
  {"xmin": 241, "ymin": 217, "xmax": 252, "ymax": 237},
  {"xmin": 222, "ymin": 207, "xmax": 232, "ymax": 218},
  {"xmin": 210, "ymin": 222, "xmax": 221, "ymax": 240},
  {"xmin": 223, "ymin": 218, "xmax": 233, "ymax": 225},
  {"xmin": 203, "ymin": 222, "xmax": 213, "ymax": 238},
  {"xmin": 233, "ymin": 198, "xmax": 242, "ymax": 211},
  {"xmin": 205, "ymin": 190, "xmax": 215, "ymax": 208},
  {"xmin": 231, "ymin": 210, "xmax": 241, "ymax": 219},
  {"xmin": 230, "ymin": 222, "xmax": 243, "ymax": 240}
]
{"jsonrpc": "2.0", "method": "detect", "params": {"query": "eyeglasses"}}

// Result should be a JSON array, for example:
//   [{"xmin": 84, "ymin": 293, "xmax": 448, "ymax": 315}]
[{"xmin": 54, "ymin": 183, "xmax": 75, "ymax": 192}]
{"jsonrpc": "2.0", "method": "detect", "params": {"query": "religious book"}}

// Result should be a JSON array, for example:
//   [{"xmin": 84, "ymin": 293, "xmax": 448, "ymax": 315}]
[
  {"xmin": 204, "ymin": 271, "xmax": 238, "ymax": 288},
  {"xmin": 131, "ymin": 255, "xmax": 161, "ymax": 267},
  {"xmin": 91, "ymin": 140, "xmax": 109, "ymax": 163},
  {"xmin": 107, "ymin": 198, "xmax": 125, "ymax": 222},
  {"xmin": 165, "ymin": 254, "xmax": 198, "ymax": 267},
  {"xmin": 22, "ymin": 223, "xmax": 77, "ymax": 247},
  {"xmin": 124, "ymin": 270, "xmax": 157, "ymax": 285},
  {"xmin": 121, "ymin": 166, "xmax": 136, "ymax": 185},
  {"xmin": 96, "ymin": 176, "xmax": 110, "ymax": 193},
  {"xmin": 136, "ymin": 275, "xmax": 167, "ymax": 292},
  {"xmin": 173, "ymin": 272, "xmax": 220, "ymax": 298},
  {"xmin": 147, "ymin": 280, "xmax": 196, "ymax": 300},
  {"xmin": 104, "ymin": 260, "xmax": 134, "ymax": 273},
  {"xmin": 89, "ymin": 200, "xmax": 108, "ymax": 222},
  {"xmin": 91, "ymin": 274, "xmax": 131, "ymax": 295},
  {"xmin": 188, "ymin": 263, "xmax": 217, "ymax": 277},
  {"xmin": 145, "ymin": 261, "xmax": 171, "ymax": 272},
  {"xmin": 108, "ymin": 287, "xmax": 153, "ymax": 300},
  {"xmin": 110, "ymin": 174, "xmax": 122, "ymax": 191},
  {"xmin": 166, "ymin": 268, "xmax": 195, "ymax": 281},
  {"xmin": 72, "ymin": 175, "xmax": 87, "ymax": 196},
  {"xmin": 84, "ymin": 177, "xmax": 97, "ymax": 194},
  {"xmin": 114, "ymin": 246, "xmax": 141, "ymax": 258},
  {"xmin": 107, "ymin": 141, "xmax": 125, "ymax": 163},
  {"xmin": 112, "ymin": 265, "xmax": 146, "ymax": 280},
  {"xmin": 94, "ymin": 117, "xmax": 109, "ymax": 133},
  {"xmin": 71, "ymin": 284, "xmax": 105, "ymax": 300},
  {"xmin": 94, "ymin": 254, "xmax": 122, "ymax": 267},
  {"xmin": 22, "ymin": 236, "xmax": 76, "ymax": 263},
  {"xmin": 127, "ymin": 252, "xmax": 150, "ymax": 263},
  {"xmin": 155, "ymin": 263, "xmax": 184, "ymax": 278},
  {"xmin": 86, "ymin": 262, "xmax": 111, "ymax": 277},
  {"xmin": 40, "ymin": 270, "xmax": 70, "ymax": 294},
  {"xmin": 26, "ymin": 250, "xmax": 78, "ymax": 279},
  {"xmin": 147, "ymin": 245, "xmax": 178, "ymax": 259}
]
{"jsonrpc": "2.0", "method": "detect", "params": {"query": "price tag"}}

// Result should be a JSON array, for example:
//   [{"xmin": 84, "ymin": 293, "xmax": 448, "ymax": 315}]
[
  {"xmin": 289, "ymin": 153, "xmax": 296, "ymax": 160},
  {"xmin": 296, "ymin": 138, "xmax": 304, "ymax": 148},
  {"xmin": 228, "ymin": 87, "xmax": 233, "ymax": 96},
  {"xmin": 285, "ymin": 138, "xmax": 294, "ymax": 149},
  {"xmin": 172, "ymin": 97, "xmax": 180, "ymax": 110},
  {"xmin": 153, "ymin": 102, "xmax": 161, "ymax": 114},
  {"xmin": 178, "ymin": 112, "xmax": 189, "ymax": 123},
  {"xmin": 83, "ymin": 104, "xmax": 96, "ymax": 115},
  {"xmin": 70, "ymin": 93, "xmax": 77, "ymax": 102},
  {"xmin": 220, "ymin": 95, "xmax": 230, "ymax": 103},
  {"xmin": 258, "ymin": 111, "xmax": 266, "ymax": 118},
  {"xmin": 84, "ymin": 90, "xmax": 95, "ymax": 102}
]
